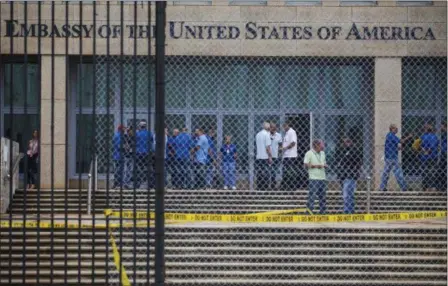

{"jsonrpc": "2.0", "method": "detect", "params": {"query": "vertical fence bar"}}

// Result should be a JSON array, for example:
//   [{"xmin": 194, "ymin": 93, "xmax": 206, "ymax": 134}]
[
  {"xmin": 105, "ymin": 2, "xmax": 111, "ymax": 284},
  {"xmin": 119, "ymin": 1, "xmax": 124, "ymax": 285},
  {"xmin": 50, "ymin": 2, "xmax": 56, "ymax": 283},
  {"xmin": 133, "ymin": 2, "xmax": 138, "ymax": 284},
  {"xmin": 367, "ymin": 176, "xmax": 372, "ymax": 213},
  {"xmin": 36, "ymin": 2, "xmax": 42, "ymax": 284},
  {"xmin": 147, "ymin": 2, "xmax": 152, "ymax": 284},
  {"xmin": 0, "ymin": 3, "xmax": 2, "ymax": 280},
  {"xmin": 64, "ymin": 2, "xmax": 69, "ymax": 285},
  {"xmin": 77, "ymin": 1, "xmax": 83, "ymax": 284},
  {"xmin": 154, "ymin": 2, "xmax": 167, "ymax": 285},
  {"xmin": 7, "ymin": 2, "xmax": 14, "ymax": 284},
  {"xmin": 91, "ymin": 2, "xmax": 97, "ymax": 284},
  {"xmin": 22, "ymin": 2, "xmax": 28, "ymax": 284}
]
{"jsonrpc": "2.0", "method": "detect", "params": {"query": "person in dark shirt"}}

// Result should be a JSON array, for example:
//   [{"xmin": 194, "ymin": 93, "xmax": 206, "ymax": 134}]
[
  {"xmin": 220, "ymin": 135, "xmax": 238, "ymax": 190},
  {"xmin": 174, "ymin": 128, "xmax": 193, "ymax": 190},
  {"xmin": 437, "ymin": 122, "xmax": 447, "ymax": 192},
  {"xmin": 335, "ymin": 138, "xmax": 362, "ymax": 214},
  {"xmin": 379, "ymin": 124, "xmax": 413, "ymax": 191},
  {"xmin": 420, "ymin": 124, "xmax": 439, "ymax": 191},
  {"xmin": 123, "ymin": 126, "xmax": 134, "ymax": 189}
]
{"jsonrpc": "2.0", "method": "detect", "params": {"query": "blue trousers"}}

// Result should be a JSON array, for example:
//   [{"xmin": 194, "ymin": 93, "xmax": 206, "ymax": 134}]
[
  {"xmin": 380, "ymin": 159, "xmax": 407, "ymax": 191},
  {"xmin": 307, "ymin": 180, "xmax": 327, "ymax": 214},
  {"xmin": 342, "ymin": 179, "xmax": 356, "ymax": 214},
  {"xmin": 222, "ymin": 162, "xmax": 236, "ymax": 188}
]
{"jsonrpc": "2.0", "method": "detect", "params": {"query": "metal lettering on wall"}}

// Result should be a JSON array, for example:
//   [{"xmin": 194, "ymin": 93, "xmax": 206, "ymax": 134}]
[{"xmin": 4, "ymin": 20, "xmax": 436, "ymax": 41}]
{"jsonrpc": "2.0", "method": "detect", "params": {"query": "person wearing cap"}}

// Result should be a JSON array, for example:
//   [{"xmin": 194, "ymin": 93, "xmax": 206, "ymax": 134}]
[
  {"xmin": 135, "ymin": 120, "xmax": 154, "ymax": 189},
  {"xmin": 112, "ymin": 125, "xmax": 125, "ymax": 189}
]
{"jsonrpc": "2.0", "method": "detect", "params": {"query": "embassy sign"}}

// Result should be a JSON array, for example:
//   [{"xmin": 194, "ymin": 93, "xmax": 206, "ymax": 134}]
[{"xmin": 4, "ymin": 20, "xmax": 436, "ymax": 41}]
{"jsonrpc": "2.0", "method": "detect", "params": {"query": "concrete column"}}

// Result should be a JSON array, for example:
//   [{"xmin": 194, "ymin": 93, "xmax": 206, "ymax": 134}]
[
  {"xmin": 40, "ymin": 55, "xmax": 66, "ymax": 189},
  {"xmin": 373, "ymin": 57, "xmax": 402, "ymax": 191}
]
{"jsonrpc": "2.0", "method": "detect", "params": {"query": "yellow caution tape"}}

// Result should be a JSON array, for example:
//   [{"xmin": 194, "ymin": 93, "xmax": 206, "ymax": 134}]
[
  {"xmin": 109, "ymin": 233, "xmax": 131, "ymax": 286},
  {"xmin": 251, "ymin": 208, "xmax": 306, "ymax": 216},
  {"xmin": 104, "ymin": 210, "xmax": 447, "ymax": 224}
]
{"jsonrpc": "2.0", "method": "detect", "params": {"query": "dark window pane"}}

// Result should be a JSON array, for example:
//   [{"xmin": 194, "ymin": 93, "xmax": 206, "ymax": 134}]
[{"xmin": 4, "ymin": 63, "xmax": 39, "ymax": 108}]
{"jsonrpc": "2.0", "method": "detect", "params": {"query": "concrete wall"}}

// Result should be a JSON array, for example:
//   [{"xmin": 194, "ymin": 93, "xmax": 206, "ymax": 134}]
[
  {"xmin": 0, "ymin": 138, "xmax": 20, "ymax": 213},
  {"xmin": 0, "ymin": 1, "xmax": 446, "ymax": 188}
]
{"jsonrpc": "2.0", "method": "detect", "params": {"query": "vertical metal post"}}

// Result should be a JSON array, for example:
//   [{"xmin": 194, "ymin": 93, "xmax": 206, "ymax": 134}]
[
  {"xmin": 366, "ymin": 176, "xmax": 371, "ymax": 213},
  {"xmin": 155, "ymin": 2, "xmax": 167, "ymax": 285}
]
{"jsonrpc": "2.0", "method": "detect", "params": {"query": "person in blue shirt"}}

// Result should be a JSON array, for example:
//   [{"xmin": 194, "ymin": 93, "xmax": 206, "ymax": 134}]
[
  {"xmin": 135, "ymin": 120, "xmax": 153, "ymax": 189},
  {"xmin": 420, "ymin": 124, "xmax": 439, "ymax": 191},
  {"xmin": 167, "ymin": 129, "xmax": 179, "ymax": 188},
  {"xmin": 192, "ymin": 128, "xmax": 209, "ymax": 189},
  {"xmin": 112, "ymin": 125, "xmax": 125, "ymax": 189},
  {"xmin": 174, "ymin": 128, "xmax": 193, "ymax": 190},
  {"xmin": 220, "ymin": 135, "xmax": 237, "ymax": 190},
  {"xmin": 437, "ymin": 122, "xmax": 447, "ymax": 192},
  {"xmin": 380, "ymin": 124, "xmax": 413, "ymax": 192},
  {"xmin": 206, "ymin": 128, "xmax": 217, "ymax": 189}
]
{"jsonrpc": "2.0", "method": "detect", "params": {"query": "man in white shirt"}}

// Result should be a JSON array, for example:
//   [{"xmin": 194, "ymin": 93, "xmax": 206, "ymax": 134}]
[
  {"xmin": 281, "ymin": 122, "xmax": 298, "ymax": 191},
  {"xmin": 270, "ymin": 123, "xmax": 282, "ymax": 190},
  {"xmin": 303, "ymin": 139, "xmax": 327, "ymax": 214},
  {"xmin": 255, "ymin": 122, "xmax": 272, "ymax": 190}
]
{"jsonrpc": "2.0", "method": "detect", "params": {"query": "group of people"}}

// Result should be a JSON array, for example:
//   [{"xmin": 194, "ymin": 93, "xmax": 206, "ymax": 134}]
[
  {"xmin": 112, "ymin": 119, "xmax": 447, "ymax": 215},
  {"xmin": 112, "ymin": 121, "xmax": 238, "ymax": 190},
  {"xmin": 255, "ymin": 121, "xmax": 339, "ymax": 214},
  {"xmin": 381, "ymin": 122, "xmax": 447, "ymax": 192}
]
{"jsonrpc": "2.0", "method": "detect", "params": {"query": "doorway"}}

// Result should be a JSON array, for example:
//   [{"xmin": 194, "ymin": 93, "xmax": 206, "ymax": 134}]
[{"xmin": 285, "ymin": 113, "xmax": 312, "ymax": 189}]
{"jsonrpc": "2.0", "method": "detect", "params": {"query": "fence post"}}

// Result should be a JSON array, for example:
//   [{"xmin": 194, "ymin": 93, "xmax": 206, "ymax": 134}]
[{"xmin": 155, "ymin": 2, "xmax": 167, "ymax": 286}]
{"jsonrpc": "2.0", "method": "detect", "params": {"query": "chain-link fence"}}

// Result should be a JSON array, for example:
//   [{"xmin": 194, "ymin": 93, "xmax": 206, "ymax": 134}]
[{"xmin": 0, "ymin": 1, "xmax": 446, "ymax": 286}]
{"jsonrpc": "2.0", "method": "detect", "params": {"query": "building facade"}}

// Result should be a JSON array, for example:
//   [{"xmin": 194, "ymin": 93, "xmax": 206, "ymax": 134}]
[{"xmin": 0, "ymin": 1, "xmax": 446, "ymax": 189}]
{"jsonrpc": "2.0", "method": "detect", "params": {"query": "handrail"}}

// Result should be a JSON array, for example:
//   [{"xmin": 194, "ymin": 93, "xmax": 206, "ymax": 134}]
[
  {"xmin": 6, "ymin": 153, "xmax": 24, "ymax": 180},
  {"xmin": 87, "ymin": 154, "xmax": 97, "ymax": 215},
  {"xmin": 366, "ymin": 176, "xmax": 372, "ymax": 214}
]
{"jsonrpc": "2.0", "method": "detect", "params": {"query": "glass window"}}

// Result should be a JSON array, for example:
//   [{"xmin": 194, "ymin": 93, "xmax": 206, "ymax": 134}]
[
  {"xmin": 165, "ymin": 114, "xmax": 186, "ymax": 133},
  {"xmin": 191, "ymin": 115, "xmax": 217, "ymax": 139},
  {"xmin": 285, "ymin": 0, "xmax": 321, "ymax": 5},
  {"xmin": 223, "ymin": 115, "xmax": 249, "ymax": 173},
  {"xmin": 283, "ymin": 65, "xmax": 318, "ymax": 109},
  {"xmin": 166, "ymin": 61, "xmax": 187, "ymax": 109},
  {"xmin": 397, "ymin": 0, "xmax": 432, "ymax": 5},
  {"xmin": 323, "ymin": 65, "xmax": 365, "ymax": 109},
  {"xmin": 252, "ymin": 64, "xmax": 280, "ymax": 109},
  {"xmin": 4, "ymin": 63, "xmax": 39, "ymax": 108},
  {"xmin": 403, "ymin": 59, "xmax": 447, "ymax": 111},
  {"xmin": 222, "ymin": 63, "xmax": 249, "ymax": 109},
  {"xmin": 76, "ymin": 114, "xmax": 114, "ymax": 174},
  {"xmin": 340, "ymin": 0, "xmax": 377, "ymax": 5},
  {"xmin": 229, "ymin": 0, "xmax": 267, "ymax": 5},
  {"xmin": 173, "ymin": 1, "xmax": 212, "ymax": 4},
  {"xmin": 190, "ymin": 64, "xmax": 218, "ymax": 109}
]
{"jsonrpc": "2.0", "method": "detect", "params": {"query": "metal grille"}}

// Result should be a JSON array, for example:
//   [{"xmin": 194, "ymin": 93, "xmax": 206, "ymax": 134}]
[{"xmin": 0, "ymin": 1, "xmax": 446, "ymax": 286}]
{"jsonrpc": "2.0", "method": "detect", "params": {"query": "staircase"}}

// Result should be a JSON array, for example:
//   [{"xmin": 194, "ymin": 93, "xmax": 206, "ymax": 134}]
[
  {"xmin": 2, "ymin": 188, "xmax": 447, "ymax": 285},
  {"xmin": 9, "ymin": 188, "xmax": 448, "ymax": 215},
  {"xmin": 0, "ymin": 224, "xmax": 446, "ymax": 285}
]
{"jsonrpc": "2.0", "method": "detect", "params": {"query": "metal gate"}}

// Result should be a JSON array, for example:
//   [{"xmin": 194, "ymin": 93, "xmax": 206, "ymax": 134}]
[{"xmin": 0, "ymin": 1, "xmax": 447, "ymax": 286}]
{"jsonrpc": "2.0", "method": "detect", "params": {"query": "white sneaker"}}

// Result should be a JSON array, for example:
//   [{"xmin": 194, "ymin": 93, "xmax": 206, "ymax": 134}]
[
  {"xmin": 223, "ymin": 186, "xmax": 228, "ymax": 190},
  {"xmin": 231, "ymin": 186, "xmax": 236, "ymax": 190}
]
